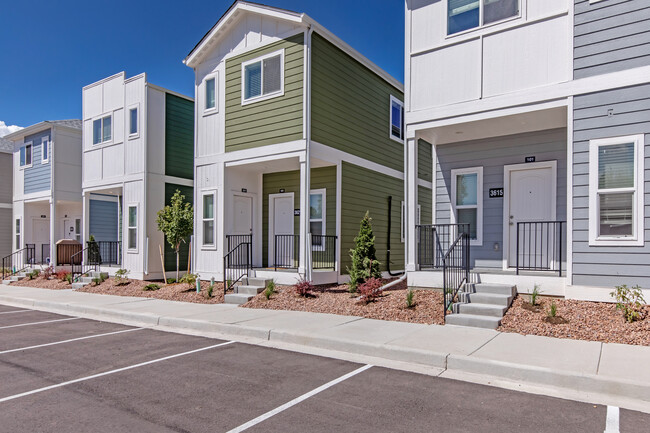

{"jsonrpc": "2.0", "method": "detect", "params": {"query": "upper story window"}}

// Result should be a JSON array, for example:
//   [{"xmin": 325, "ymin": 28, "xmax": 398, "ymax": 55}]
[
  {"xmin": 241, "ymin": 49, "xmax": 284, "ymax": 104},
  {"xmin": 93, "ymin": 115, "xmax": 112, "ymax": 145},
  {"xmin": 205, "ymin": 76, "xmax": 217, "ymax": 112},
  {"xmin": 390, "ymin": 96, "xmax": 404, "ymax": 142},
  {"xmin": 20, "ymin": 142, "xmax": 32, "ymax": 168},
  {"xmin": 589, "ymin": 135, "xmax": 644, "ymax": 246},
  {"xmin": 41, "ymin": 137, "xmax": 49, "ymax": 164},
  {"xmin": 129, "ymin": 107, "xmax": 138, "ymax": 136},
  {"xmin": 448, "ymin": 0, "xmax": 520, "ymax": 35}
]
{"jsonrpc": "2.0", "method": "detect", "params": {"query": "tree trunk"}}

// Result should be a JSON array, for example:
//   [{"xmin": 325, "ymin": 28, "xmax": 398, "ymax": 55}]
[{"xmin": 176, "ymin": 251, "xmax": 180, "ymax": 282}]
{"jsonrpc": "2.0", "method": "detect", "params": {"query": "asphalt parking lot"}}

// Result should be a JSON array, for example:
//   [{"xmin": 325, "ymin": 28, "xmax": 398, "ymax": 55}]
[{"xmin": 0, "ymin": 303, "xmax": 647, "ymax": 432}]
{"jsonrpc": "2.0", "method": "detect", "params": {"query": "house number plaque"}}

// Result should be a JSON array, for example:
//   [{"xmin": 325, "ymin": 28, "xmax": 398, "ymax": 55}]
[{"xmin": 489, "ymin": 188, "xmax": 504, "ymax": 198}]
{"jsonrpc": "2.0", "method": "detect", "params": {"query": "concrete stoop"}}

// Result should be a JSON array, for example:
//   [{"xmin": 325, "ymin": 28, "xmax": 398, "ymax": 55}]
[
  {"xmin": 446, "ymin": 283, "xmax": 516, "ymax": 329},
  {"xmin": 2, "ymin": 268, "xmax": 37, "ymax": 285},
  {"xmin": 224, "ymin": 277, "xmax": 271, "ymax": 305},
  {"xmin": 71, "ymin": 271, "xmax": 109, "ymax": 290}
]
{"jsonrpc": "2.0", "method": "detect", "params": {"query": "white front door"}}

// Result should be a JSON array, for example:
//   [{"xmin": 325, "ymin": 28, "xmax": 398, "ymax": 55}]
[
  {"xmin": 232, "ymin": 195, "xmax": 253, "ymax": 235},
  {"xmin": 269, "ymin": 193, "xmax": 294, "ymax": 267},
  {"xmin": 32, "ymin": 219, "xmax": 49, "ymax": 263},
  {"xmin": 63, "ymin": 219, "xmax": 75, "ymax": 240},
  {"xmin": 506, "ymin": 162, "xmax": 556, "ymax": 268}
]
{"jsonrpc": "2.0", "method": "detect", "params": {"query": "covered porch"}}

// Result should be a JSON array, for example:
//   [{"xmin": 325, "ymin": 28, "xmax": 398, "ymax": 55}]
[{"xmin": 83, "ymin": 188, "xmax": 123, "ymax": 271}]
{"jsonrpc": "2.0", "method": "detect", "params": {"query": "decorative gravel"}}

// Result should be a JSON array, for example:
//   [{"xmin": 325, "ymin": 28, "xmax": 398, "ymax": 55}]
[
  {"xmin": 8, "ymin": 276, "xmax": 72, "ymax": 290},
  {"xmin": 242, "ymin": 280, "xmax": 445, "ymax": 325},
  {"xmin": 76, "ymin": 278, "xmax": 225, "ymax": 304},
  {"xmin": 499, "ymin": 296, "xmax": 650, "ymax": 346}
]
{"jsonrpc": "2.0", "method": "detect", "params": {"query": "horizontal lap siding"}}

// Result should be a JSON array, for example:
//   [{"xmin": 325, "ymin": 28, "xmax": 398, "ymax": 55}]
[
  {"xmin": 89, "ymin": 200, "xmax": 118, "ymax": 242},
  {"xmin": 572, "ymin": 83, "xmax": 650, "ymax": 287},
  {"xmin": 311, "ymin": 33, "xmax": 404, "ymax": 172},
  {"xmin": 23, "ymin": 129, "xmax": 51, "ymax": 194},
  {"xmin": 165, "ymin": 94, "xmax": 194, "ymax": 179},
  {"xmin": 418, "ymin": 139, "xmax": 432, "ymax": 182},
  {"xmin": 436, "ymin": 130, "xmax": 567, "ymax": 269},
  {"xmin": 164, "ymin": 184, "xmax": 193, "ymax": 273},
  {"xmin": 574, "ymin": 0, "xmax": 650, "ymax": 78},
  {"xmin": 225, "ymin": 34, "xmax": 304, "ymax": 152},
  {"xmin": 341, "ymin": 162, "xmax": 404, "ymax": 274}
]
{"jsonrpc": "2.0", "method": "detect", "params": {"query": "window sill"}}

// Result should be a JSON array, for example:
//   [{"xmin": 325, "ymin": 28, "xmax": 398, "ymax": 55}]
[
  {"xmin": 241, "ymin": 90, "xmax": 284, "ymax": 107},
  {"xmin": 128, "ymin": 133, "xmax": 140, "ymax": 140},
  {"xmin": 202, "ymin": 108, "xmax": 218, "ymax": 117},
  {"xmin": 390, "ymin": 134, "xmax": 404, "ymax": 144},
  {"xmin": 589, "ymin": 237, "xmax": 644, "ymax": 247}
]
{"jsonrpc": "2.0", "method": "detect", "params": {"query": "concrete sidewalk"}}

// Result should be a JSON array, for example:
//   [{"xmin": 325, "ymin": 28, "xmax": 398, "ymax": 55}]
[{"xmin": 1, "ymin": 285, "xmax": 648, "ymax": 413}]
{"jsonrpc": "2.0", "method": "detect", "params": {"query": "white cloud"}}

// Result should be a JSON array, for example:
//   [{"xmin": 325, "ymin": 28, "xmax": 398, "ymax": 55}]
[{"xmin": 0, "ymin": 120, "xmax": 23, "ymax": 138}]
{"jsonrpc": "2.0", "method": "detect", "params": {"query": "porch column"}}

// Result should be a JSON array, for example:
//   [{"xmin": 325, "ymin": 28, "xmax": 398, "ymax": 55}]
[
  {"xmin": 406, "ymin": 138, "xmax": 418, "ymax": 272},
  {"xmin": 299, "ymin": 157, "xmax": 310, "ymax": 278},
  {"xmin": 49, "ymin": 198, "xmax": 56, "ymax": 269}
]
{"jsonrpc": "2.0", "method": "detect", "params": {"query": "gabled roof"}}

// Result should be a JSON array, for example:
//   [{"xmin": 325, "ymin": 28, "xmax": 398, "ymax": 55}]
[
  {"xmin": 3, "ymin": 119, "xmax": 82, "ymax": 142},
  {"xmin": 184, "ymin": 0, "xmax": 403, "ymax": 91}
]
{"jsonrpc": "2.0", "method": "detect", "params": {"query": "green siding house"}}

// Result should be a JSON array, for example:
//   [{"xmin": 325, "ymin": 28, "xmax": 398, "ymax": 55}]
[{"xmin": 184, "ymin": 1, "xmax": 407, "ymax": 289}]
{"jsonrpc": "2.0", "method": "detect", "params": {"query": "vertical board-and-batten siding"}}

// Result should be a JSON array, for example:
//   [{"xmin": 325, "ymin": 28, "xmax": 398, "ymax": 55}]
[
  {"xmin": 573, "ymin": 83, "xmax": 650, "ymax": 287},
  {"xmin": 311, "ymin": 33, "xmax": 404, "ymax": 173},
  {"xmin": 23, "ymin": 129, "xmax": 51, "ymax": 194},
  {"xmin": 574, "ymin": 0, "xmax": 650, "ymax": 79},
  {"xmin": 224, "ymin": 33, "xmax": 304, "ymax": 152},
  {"xmin": 436, "ymin": 129, "xmax": 567, "ymax": 269},
  {"xmin": 164, "ymin": 183, "xmax": 194, "ymax": 272},
  {"xmin": 165, "ymin": 94, "xmax": 195, "ymax": 179},
  {"xmin": 261, "ymin": 167, "xmax": 336, "ymax": 267},
  {"xmin": 341, "ymin": 162, "xmax": 404, "ymax": 273}
]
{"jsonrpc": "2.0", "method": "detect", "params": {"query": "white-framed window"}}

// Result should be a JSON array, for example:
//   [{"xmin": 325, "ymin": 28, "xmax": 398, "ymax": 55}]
[
  {"xmin": 204, "ymin": 74, "xmax": 217, "ymax": 113},
  {"xmin": 41, "ymin": 137, "xmax": 49, "ymax": 164},
  {"xmin": 447, "ymin": 0, "xmax": 520, "ymax": 35},
  {"xmin": 588, "ymin": 135, "xmax": 644, "ymax": 246},
  {"xmin": 15, "ymin": 218, "xmax": 21, "ymax": 250},
  {"xmin": 20, "ymin": 142, "xmax": 32, "ymax": 168},
  {"xmin": 75, "ymin": 218, "xmax": 81, "ymax": 243},
  {"xmin": 128, "ymin": 106, "xmax": 139, "ymax": 137},
  {"xmin": 451, "ymin": 166, "xmax": 483, "ymax": 245},
  {"xmin": 202, "ymin": 191, "xmax": 217, "ymax": 248},
  {"xmin": 127, "ymin": 205, "xmax": 138, "ymax": 251},
  {"xmin": 401, "ymin": 201, "xmax": 421, "ymax": 243},
  {"xmin": 241, "ymin": 49, "xmax": 284, "ymax": 105},
  {"xmin": 310, "ymin": 189, "xmax": 326, "ymax": 249},
  {"xmin": 390, "ymin": 95, "xmax": 404, "ymax": 142},
  {"xmin": 92, "ymin": 115, "xmax": 112, "ymax": 145}
]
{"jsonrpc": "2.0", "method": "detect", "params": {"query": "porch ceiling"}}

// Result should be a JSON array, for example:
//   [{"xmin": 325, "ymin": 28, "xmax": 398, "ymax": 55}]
[{"xmin": 226, "ymin": 156, "xmax": 300, "ymax": 174}]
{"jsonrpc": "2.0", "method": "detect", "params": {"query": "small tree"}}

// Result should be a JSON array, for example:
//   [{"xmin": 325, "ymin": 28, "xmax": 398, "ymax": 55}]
[
  {"xmin": 347, "ymin": 212, "xmax": 381, "ymax": 292},
  {"xmin": 156, "ymin": 190, "xmax": 194, "ymax": 281}
]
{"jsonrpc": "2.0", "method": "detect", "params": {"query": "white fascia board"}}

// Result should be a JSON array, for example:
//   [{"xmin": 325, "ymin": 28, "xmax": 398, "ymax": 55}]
[
  {"xmin": 82, "ymin": 71, "xmax": 126, "ymax": 91},
  {"xmin": 147, "ymin": 83, "xmax": 194, "ymax": 102},
  {"xmin": 195, "ymin": 139, "xmax": 307, "ymax": 167}
]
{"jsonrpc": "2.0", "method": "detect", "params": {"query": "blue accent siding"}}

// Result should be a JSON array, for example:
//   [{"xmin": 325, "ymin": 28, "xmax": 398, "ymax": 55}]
[
  {"xmin": 89, "ymin": 199, "xmax": 118, "ymax": 242},
  {"xmin": 23, "ymin": 128, "xmax": 51, "ymax": 194}
]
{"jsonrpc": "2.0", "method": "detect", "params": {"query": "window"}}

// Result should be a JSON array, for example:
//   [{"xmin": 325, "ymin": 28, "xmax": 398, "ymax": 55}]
[
  {"xmin": 127, "ymin": 205, "xmax": 138, "ymax": 250},
  {"xmin": 242, "ymin": 50, "xmax": 284, "ymax": 104},
  {"xmin": 20, "ymin": 143, "xmax": 32, "ymax": 167},
  {"xmin": 205, "ymin": 76, "xmax": 216, "ymax": 111},
  {"xmin": 310, "ymin": 190, "xmax": 326, "ymax": 248},
  {"xmin": 15, "ymin": 218, "xmax": 21, "ymax": 250},
  {"xmin": 390, "ymin": 96, "xmax": 404, "ymax": 142},
  {"xmin": 202, "ymin": 192, "xmax": 216, "ymax": 247},
  {"xmin": 451, "ymin": 167, "xmax": 483, "ymax": 245},
  {"xmin": 589, "ymin": 135, "xmax": 644, "ymax": 246},
  {"xmin": 448, "ymin": 0, "xmax": 519, "ymax": 35},
  {"xmin": 129, "ymin": 107, "xmax": 138, "ymax": 136},
  {"xmin": 93, "ymin": 115, "xmax": 112, "ymax": 144},
  {"xmin": 41, "ymin": 137, "xmax": 49, "ymax": 164},
  {"xmin": 75, "ymin": 219, "xmax": 81, "ymax": 243}
]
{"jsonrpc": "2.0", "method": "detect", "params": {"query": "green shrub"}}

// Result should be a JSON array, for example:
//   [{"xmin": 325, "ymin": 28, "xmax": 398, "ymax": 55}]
[
  {"xmin": 166, "ymin": 278, "xmax": 176, "ymax": 284},
  {"xmin": 347, "ymin": 212, "xmax": 382, "ymax": 293},
  {"xmin": 92, "ymin": 277, "xmax": 102, "ymax": 286},
  {"xmin": 64, "ymin": 273, "xmax": 73, "ymax": 284},
  {"xmin": 28, "ymin": 269, "xmax": 40, "ymax": 280},
  {"xmin": 180, "ymin": 273, "xmax": 198, "ymax": 288},
  {"xmin": 611, "ymin": 285, "xmax": 646, "ymax": 323},
  {"xmin": 530, "ymin": 285, "xmax": 541, "ymax": 306},
  {"xmin": 114, "ymin": 269, "xmax": 130, "ymax": 286},
  {"xmin": 204, "ymin": 283, "xmax": 214, "ymax": 299},
  {"xmin": 548, "ymin": 301, "xmax": 557, "ymax": 318},
  {"xmin": 143, "ymin": 283, "xmax": 160, "ymax": 291},
  {"xmin": 263, "ymin": 281, "xmax": 275, "ymax": 300},
  {"xmin": 406, "ymin": 289, "xmax": 416, "ymax": 309}
]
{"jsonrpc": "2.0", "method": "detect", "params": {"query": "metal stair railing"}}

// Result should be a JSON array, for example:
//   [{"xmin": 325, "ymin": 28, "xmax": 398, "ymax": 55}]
[
  {"xmin": 442, "ymin": 231, "xmax": 470, "ymax": 321},
  {"xmin": 223, "ymin": 240, "xmax": 252, "ymax": 294},
  {"xmin": 71, "ymin": 246, "xmax": 100, "ymax": 282},
  {"xmin": 1, "ymin": 245, "xmax": 36, "ymax": 280}
]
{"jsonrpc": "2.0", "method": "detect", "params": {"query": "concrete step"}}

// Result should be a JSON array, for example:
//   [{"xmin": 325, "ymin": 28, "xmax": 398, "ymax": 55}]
[
  {"xmin": 465, "ymin": 283, "xmax": 516, "ymax": 297},
  {"xmin": 461, "ymin": 292, "xmax": 513, "ymax": 307},
  {"xmin": 71, "ymin": 282, "xmax": 88, "ymax": 290},
  {"xmin": 446, "ymin": 313, "xmax": 501, "ymax": 329},
  {"xmin": 9, "ymin": 276, "xmax": 25, "ymax": 282},
  {"xmin": 2, "ymin": 280, "xmax": 11, "ymax": 285},
  {"xmin": 236, "ymin": 285, "xmax": 265, "ymax": 295},
  {"xmin": 88, "ymin": 272, "xmax": 108, "ymax": 279},
  {"xmin": 224, "ymin": 293, "xmax": 255, "ymax": 305},
  {"xmin": 247, "ymin": 277, "xmax": 271, "ymax": 288},
  {"xmin": 457, "ymin": 302, "xmax": 507, "ymax": 318},
  {"xmin": 80, "ymin": 277, "xmax": 95, "ymax": 284}
]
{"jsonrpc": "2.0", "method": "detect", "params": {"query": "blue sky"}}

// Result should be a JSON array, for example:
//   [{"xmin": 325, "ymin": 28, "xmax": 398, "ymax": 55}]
[{"xmin": 0, "ymin": 0, "xmax": 404, "ymax": 131}]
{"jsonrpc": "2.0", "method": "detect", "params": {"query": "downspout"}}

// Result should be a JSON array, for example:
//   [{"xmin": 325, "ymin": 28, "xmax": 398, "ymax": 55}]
[
  {"xmin": 304, "ymin": 24, "xmax": 314, "ymax": 281},
  {"xmin": 142, "ymin": 81, "xmax": 149, "ymax": 277},
  {"xmin": 386, "ymin": 196, "xmax": 404, "ymax": 277}
]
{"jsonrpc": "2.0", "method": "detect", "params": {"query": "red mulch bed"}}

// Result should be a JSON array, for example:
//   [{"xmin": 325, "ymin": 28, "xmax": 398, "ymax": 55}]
[
  {"xmin": 9, "ymin": 276, "xmax": 73, "ymax": 290},
  {"xmin": 499, "ymin": 296, "xmax": 650, "ymax": 346},
  {"xmin": 76, "ymin": 278, "xmax": 225, "ymax": 304},
  {"xmin": 242, "ymin": 280, "xmax": 445, "ymax": 325}
]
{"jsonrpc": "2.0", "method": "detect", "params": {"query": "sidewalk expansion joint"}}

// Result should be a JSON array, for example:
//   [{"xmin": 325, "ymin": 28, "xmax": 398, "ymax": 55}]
[
  {"xmin": 596, "ymin": 342, "xmax": 604, "ymax": 375},
  {"xmin": 467, "ymin": 332, "xmax": 501, "ymax": 357}
]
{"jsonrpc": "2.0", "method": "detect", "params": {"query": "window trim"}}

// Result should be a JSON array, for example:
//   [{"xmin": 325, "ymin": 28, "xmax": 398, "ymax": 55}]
[
  {"xmin": 128, "ymin": 104, "xmax": 139, "ymax": 139},
  {"xmin": 310, "ymin": 189, "xmax": 326, "ymax": 251},
  {"xmin": 201, "ymin": 190, "xmax": 218, "ymax": 250},
  {"xmin": 92, "ymin": 114, "xmax": 113, "ymax": 145},
  {"xmin": 389, "ymin": 95, "xmax": 405, "ymax": 143},
  {"xmin": 446, "ymin": 0, "xmax": 522, "ymax": 37},
  {"xmin": 20, "ymin": 142, "xmax": 33, "ymax": 169},
  {"xmin": 451, "ymin": 166, "xmax": 483, "ymax": 246},
  {"xmin": 203, "ymin": 73, "xmax": 218, "ymax": 115},
  {"xmin": 240, "ymin": 49, "xmax": 285, "ymax": 106},
  {"xmin": 41, "ymin": 137, "xmax": 49, "ymax": 164},
  {"xmin": 126, "ymin": 204, "xmax": 138, "ymax": 253},
  {"xmin": 588, "ymin": 135, "xmax": 644, "ymax": 246},
  {"xmin": 15, "ymin": 217, "xmax": 21, "ymax": 250}
]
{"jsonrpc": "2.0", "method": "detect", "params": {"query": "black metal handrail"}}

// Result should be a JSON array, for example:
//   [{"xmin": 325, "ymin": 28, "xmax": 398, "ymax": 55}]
[
  {"xmin": 91, "ymin": 241, "xmax": 122, "ymax": 266},
  {"xmin": 312, "ymin": 235, "xmax": 337, "ymax": 270},
  {"xmin": 443, "ymin": 231, "xmax": 470, "ymax": 320},
  {"xmin": 516, "ymin": 221, "xmax": 565, "ymax": 276},
  {"xmin": 417, "ymin": 224, "xmax": 469, "ymax": 270},
  {"xmin": 226, "ymin": 234, "xmax": 252, "ymax": 253},
  {"xmin": 71, "ymin": 246, "xmax": 100, "ymax": 282},
  {"xmin": 1, "ymin": 245, "xmax": 36, "ymax": 280},
  {"xmin": 274, "ymin": 234, "xmax": 299, "ymax": 271},
  {"xmin": 41, "ymin": 244, "xmax": 50, "ymax": 265},
  {"xmin": 223, "ymin": 241, "xmax": 252, "ymax": 293}
]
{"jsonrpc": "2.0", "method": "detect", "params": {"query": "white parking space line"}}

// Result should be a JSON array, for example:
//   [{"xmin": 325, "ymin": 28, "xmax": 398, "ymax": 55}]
[
  {"xmin": 604, "ymin": 406, "xmax": 619, "ymax": 433},
  {"xmin": 227, "ymin": 364, "xmax": 373, "ymax": 433},
  {"xmin": 0, "ymin": 317, "xmax": 80, "ymax": 330},
  {"xmin": 0, "ymin": 340, "xmax": 235, "ymax": 404},
  {"xmin": 0, "ymin": 310, "xmax": 31, "ymax": 315},
  {"xmin": 0, "ymin": 328, "xmax": 144, "ymax": 355}
]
